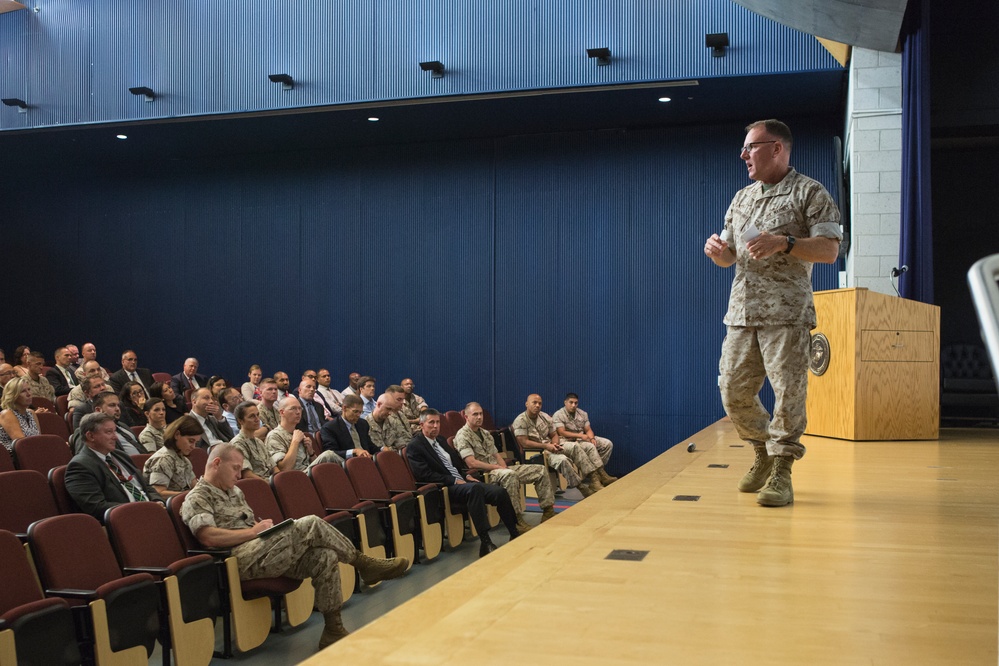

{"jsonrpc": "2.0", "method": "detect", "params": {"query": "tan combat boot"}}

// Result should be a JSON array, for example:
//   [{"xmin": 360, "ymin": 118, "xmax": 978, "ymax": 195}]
[
  {"xmin": 515, "ymin": 515, "xmax": 533, "ymax": 533},
  {"xmin": 738, "ymin": 445, "xmax": 774, "ymax": 493},
  {"xmin": 757, "ymin": 456, "xmax": 794, "ymax": 507},
  {"xmin": 586, "ymin": 471, "xmax": 605, "ymax": 491},
  {"xmin": 597, "ymin": 467, "xmax": 618, "ymax": 485},
  {"xmin": 576, "ymin": 480, "xmax": 595, "ymax": 497},
  {"xmin": 540, "ymin": 506, "xmax": 557, "ymax": 522},
  {"xmin": 317, "ymin": 610, "xmax": 349, "ymax": 650},
  {"xmin": 352, "ymin": 552, "xmax": 409, "ymax": 585}
]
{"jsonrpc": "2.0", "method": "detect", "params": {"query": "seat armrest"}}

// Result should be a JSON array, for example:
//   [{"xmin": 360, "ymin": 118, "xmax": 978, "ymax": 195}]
[{"xmin": 45, "ymin": 588, "xmax": 98, "ymax": 601}]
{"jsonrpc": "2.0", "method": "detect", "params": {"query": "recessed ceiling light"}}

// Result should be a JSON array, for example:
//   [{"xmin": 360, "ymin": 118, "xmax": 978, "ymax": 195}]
[
  {"xmin": 116, "ymin": 134, "xmax": 128, "ymax": 139},
  {"xmin": 658, "ymin": 97, "xmax": 671, "ymax": 103},
  {"xmin": 367, "ymin": 117, "xmax": 379, "ymax": 122}
]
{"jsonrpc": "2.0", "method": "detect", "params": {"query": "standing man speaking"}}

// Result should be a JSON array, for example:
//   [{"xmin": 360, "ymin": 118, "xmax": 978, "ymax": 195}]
[{"xmin": 704, "ymin": 119, "xmax": 841, "ymax": 507}]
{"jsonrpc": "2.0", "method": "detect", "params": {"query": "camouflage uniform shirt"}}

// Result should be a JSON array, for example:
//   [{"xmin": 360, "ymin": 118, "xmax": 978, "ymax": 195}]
[
  {"xmin": 230, "ymin": 431, "xmax": 275, "ymax": 479},
  {"xmin": 144, "ymin": 446, "xmax": 196, "ymax": 492},
  {"xmin": 366, "ymin": 412, "xmax": 412, "ymax": 451}
]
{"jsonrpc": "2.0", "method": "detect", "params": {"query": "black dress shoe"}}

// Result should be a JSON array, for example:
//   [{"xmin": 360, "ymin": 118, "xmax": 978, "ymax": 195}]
[{"xmin": 479, "ymin": 540, "xmax": 496, "ymax": 557}]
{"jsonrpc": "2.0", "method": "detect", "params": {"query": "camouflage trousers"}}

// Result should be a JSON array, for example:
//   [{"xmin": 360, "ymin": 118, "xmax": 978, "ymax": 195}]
[
  {"xmin": 234, "ymin": 514, "xmax": 355, "ymax": 613},
  {"xmin": 592, "ymin": 436, "xmax": 613, "ymax": 466},
  {"xmin": 719, "ymin": 325, "xmax": 810, "ymax": 459},
  {"xmin": 489, "ymin": 464, "xmax": 555, "ymax": 514},
  {"xmin": 547, "ymin": 441, "xmax": 602, "ymax": 487}
]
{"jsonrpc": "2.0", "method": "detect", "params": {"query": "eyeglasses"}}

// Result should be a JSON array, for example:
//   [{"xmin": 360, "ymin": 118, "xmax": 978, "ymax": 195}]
[{"xmin": 741, "ymin": 141, "xmax": 777, "ymax": 154}]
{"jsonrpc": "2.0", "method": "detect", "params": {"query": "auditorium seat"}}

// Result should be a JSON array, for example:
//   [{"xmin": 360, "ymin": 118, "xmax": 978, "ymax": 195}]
[
  {"xmin": 27, "ymin": 514, "xmax": 160, "ymax": 665},
  {"xmin": 104, "ymin": 502, "xmax": 219, "ymax": 666},
  {"xmin": 13, "ymin": 435, "xmax": 71, "ymax": 476},
  {"xmin": 35, "ymin": 410, "xmax": 70, "ymax": 441},
  {"xmin": 29, "ymin": 397, "xmax": 55, "ymax": 413},
  {"xmin": 151, "ymin": 373, "xmax": 172, "ymax": 384},
  {"xmin": 309, "ymin": 462, "xmax": 390, "ymax": 560},
  {"xmin": 130, "ymin": 425, "xmax": 145, "ymax": 439},
  {"xmin": 0, "ymin": 447, "xmax": 13, "ymax": 473},
  {"xmin": 344, "ymin": 457, "xmax": 418, "ymax": 568},
  {"xmin": 0, "ymin": 529, "xmax": 81, "ymax": 666},
  {"xmin": 47, "ymin": 466, "xmax": 78, "ymax": 514},
  {"xmin": 187, "ymin": 447, "xmax": 208, "ymax": 477},
  {"xmin": 55, "ymin": 394, "xmax": 70, "ymax": 417},
  {"xmin": 166, "ymin": 491, "xmax": 309, "ymax": 656},
  {"xmin": 0, "ymin": 470, "xmax": 61, "ymax": 540},
  {"xmin": 375, "ymin": 451, "xmax": 444, "ymax": 560}
]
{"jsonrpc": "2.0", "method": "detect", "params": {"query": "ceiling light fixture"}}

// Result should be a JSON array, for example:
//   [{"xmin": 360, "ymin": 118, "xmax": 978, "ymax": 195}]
[{"xmin": 586, "ymin": 47, "xmax": 612, "ymax": 66}]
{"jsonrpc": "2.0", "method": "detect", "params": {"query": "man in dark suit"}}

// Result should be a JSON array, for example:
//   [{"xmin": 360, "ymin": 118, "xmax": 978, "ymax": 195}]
[
  {"xmin": 189, "ymin": 387, "xmax": 233, "ymax": 448},
  {"xmin": 71, "ymin": 392, "xmax": 146, "ymax": 455},
  {"xmin": 170, "ymin": 357, "xmax": 209, "ymax": 397},
  {"xmin": 108, "ymin": 349, "xmax": 155, "ymax": 395},
  {"xmin": 320, "ymin": 394, "xmax": 378, "ymax": 459},
  {"xmin": 46, "ymin": 346, "xmax": 78, "ymax": 397},
  {"xmin": 406, "ymin": 409, "xmax": 520, "ymax": 557},
  {"xmin": 295, "ymin": 377, "xmax": 327, "ymax": 435},
  {"xmin": 65, "ymin": 412, "xmax": 164, "ymax": 522}
]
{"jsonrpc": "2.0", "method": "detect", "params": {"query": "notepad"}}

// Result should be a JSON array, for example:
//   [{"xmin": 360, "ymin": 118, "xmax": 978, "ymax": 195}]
[{"xmin": 258, "ymin": 518, "xmax": 295, "ymax": 538}]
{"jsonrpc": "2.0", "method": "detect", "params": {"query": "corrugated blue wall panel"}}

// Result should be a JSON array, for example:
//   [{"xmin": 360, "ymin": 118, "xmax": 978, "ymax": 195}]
[
  {"xmin": 3, "ymin": 117, "xmax": 841, "ymax": 475},
  {"xmin": 0, "ymin": 8, "xmax": 30, "ymax": 130},
  {"xmin": 0, "ymin": 0, "xmax": 841, "ymax": 131}
]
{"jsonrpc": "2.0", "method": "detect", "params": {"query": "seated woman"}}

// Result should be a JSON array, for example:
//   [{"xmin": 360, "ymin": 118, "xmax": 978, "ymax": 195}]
[
  {"xmin": 139, "ymin": 398, "xmax": 167, "ymax": 451},
  {"xmin": 208, "ymin": 375, "xmax": 229, "ymax": 395},
  {"xmin": 229, "ymin": 401, "xmax": 279, "ymax": 480},
  {"xmin": 117, "ymin": 381, "xmax": 148, "ymax": 428},
  {"xmin": 143, "ymin": 415, "xmax": 203, "ymax": 498},
  {"xmin": 10, "ymin": 345, "xmax": 31, "ymax": 378},
  {"xmin": 241, "ymin": 364, "xmax": 263, "ymax": 402},
  {"xmin": 0, "ymin": 376, "xmax": 41, "ymax": 453},
  {"xmin": 149, "ymin": 381, "xmax": 188, "ymax": 424}
]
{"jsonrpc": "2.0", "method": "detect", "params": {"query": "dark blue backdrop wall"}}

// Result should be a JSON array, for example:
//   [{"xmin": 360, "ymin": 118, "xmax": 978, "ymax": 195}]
[{"xmin": 5, "ymin": 116, "xmax": 841, "ymax": 475}]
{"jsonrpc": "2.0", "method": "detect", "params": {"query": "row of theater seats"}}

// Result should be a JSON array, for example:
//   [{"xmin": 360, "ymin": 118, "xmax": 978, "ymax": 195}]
[{"xmin": 0, "ymin": 449, "xmax": 498, "ymax": 665}]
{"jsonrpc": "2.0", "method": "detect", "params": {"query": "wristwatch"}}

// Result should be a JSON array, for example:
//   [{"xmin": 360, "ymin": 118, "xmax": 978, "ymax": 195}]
[{"xmin": 783, "ymin": 236, "xmax": 796, "ymax": 254}]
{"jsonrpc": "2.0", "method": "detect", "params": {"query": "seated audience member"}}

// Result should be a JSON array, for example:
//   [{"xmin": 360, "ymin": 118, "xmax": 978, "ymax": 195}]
[
  {"xmin": 139, "ymin": 398, "xmax": 168, "ymax": 451},
  {"xmin": 357, "ymin": 376, "xmax": 377, "ymax": 418},
  {"xmin": 149, "ymin": 381, "xmax": 188, "ymax": 424},
  {"xmin": 188, "ymin": 388, "xmax": 233, "ymax": 448},
  {"xmin": 11, "ymin": 345, "xmax": 31, "ymax": 377},
  {"xmin": 366, "ymin": 390, "xmax": 411, "ymax": 453},
  {"xmin": 230, "ymin": 401, "xmax": 279, "ymax": 480},
  {"xmin": 407, "ymin": 410, "xmax": 520, "ymax": 557},
  {"xmin": 217, "ymin": 386, "xmax": 243, "ymax": 436},
  {"xmin": 66, "ymin": 412, "xmax": 164, "ymax": 522},
  {"xmin": 144, "ymin": 415, "xmax": 203, "ymax": 498},
  {"xmin": 117, "ymin": 381, "xmax": 148, "ymax": 428},
  {"xmin": 513, "ymin": 394, "xmax": 609, "ymax": 498},
  {"xmin": 71, "ymin": 392, "xmax": 145, "ymax": 456},
  {"xmin": 457, "ymin": 401, "xmax": 556, "ymax": 529},
  {"xmin": 171, "ymin": 357, "xmax": 208, "ymax": 396},
  {"xmin": 65, "ymin": 344, "xmax": 80, "ymax": 373},
  {"xmin": 273, "ymin": 371, "xmax": 291, "ymax": 402},
  {"xmin": 256, "ymin": 377, "xmax": 280, "ymax": 433},
  {"xmin": 0, "ymin": 348, "xmax": 4, "ymax": 363},
  {"xmin": 314, "ymin": 368, "xmax": 343, "ymax": 419},
  {"xmin": 320, "ymin": 394, "xmax": 378, "ymax": 460},
  {"xmin": 180, "ymin": 443, "xmax": 408, "ymax": 651},
  {"xmin": 399, "ymin": 378, "xmax": 428, "ymax": 432},
  {"xmin": 67, "ymin": 361, "xmax": 105, "ymax": 411},
  {"xmin": 0, "ymin": 376, "xmax": 41, "ymax": 453},
  {"xmin": 342, "ymin": 372, "xmax": 361, "ymax": 396},
  {"xmin": 70, "ymin": 375, "xmax": 110, "ymax": 428},
  {"xmin": 296, "ymin": 378, "xmax": 326, "ymax": 435},
  {"xmin": 108, "ymin": 349, "xmax": 154, "ymax": 396},
  {"xmin": 265, "ymin": 396, "xmax": 343, "ymax": 472},
  {"xmin": 553, "ymin": 393, "xmax": 617, "ymax": 482},
  {"xmin": 24, "ymin": 352, "xmax": 56, "ymax": 402},
  {"xmin": 0, "ymin": 364, "xmax": 14, "ymax": 389},
  {"xmin": 241, "ymin": 365, "xmax": 263, "ymax": 402},
  {"xmin": 73, "ymin": 343, "xmax": 111, "ymax": 383},
  {"xmin": 46, "ymin": 346, "xmax": 78, "ymax": 396},
  {"xmin": 208, "ymin": 375, "xmax": 229, "ymax": 395}
]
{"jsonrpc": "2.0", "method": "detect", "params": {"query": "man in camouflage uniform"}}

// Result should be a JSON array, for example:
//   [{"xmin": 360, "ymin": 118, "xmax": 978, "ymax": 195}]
[
  {"xmin": 512, "ymin": 394, "xmax": 607, "ymax": 498},
  {"xmin": 256, "ymin": 378, "xmax": 280, "ymax": 433},
  {"xmin": 229, "ymin": 402, "xmax": 279, "ymax": 480},
  {"xmin": 366, "ymin": 390, "xmax": 412, "ymax": 453},
  {"xmin": 399, "ymin": 378, "xmax": 428, "ymax": 432},
  {"xmin": 456, "ymin": 401, "xmax": 556, "ymax": 529},
  {"xmin": 180, "ymin": 443, "xmax": 408, "ymax": 650},
  {"xmin": 265, "ymin": 396, "xmax": 343, "ymax": 471},
  {"xmin": 552, "ymin": 392, "xmax": 618, "ymax": 484},
  {"xmin": 704, "ymin": 119, "xmax": 842, "ymax": 507}
]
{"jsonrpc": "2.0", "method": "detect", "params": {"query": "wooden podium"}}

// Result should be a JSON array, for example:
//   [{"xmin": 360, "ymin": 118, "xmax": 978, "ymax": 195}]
[{"xmin": 805, "ymin": 288, "xmax": 940, "ymax": 440}]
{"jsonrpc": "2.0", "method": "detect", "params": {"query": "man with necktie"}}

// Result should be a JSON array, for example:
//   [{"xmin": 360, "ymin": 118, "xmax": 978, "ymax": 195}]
[
  {"xmin": 109, "ymin": 349, "xmax": 155, "ymax": 396},
  {"xmin": 319, "ymin": 394, "xmax": 378, "ymax": 459}
]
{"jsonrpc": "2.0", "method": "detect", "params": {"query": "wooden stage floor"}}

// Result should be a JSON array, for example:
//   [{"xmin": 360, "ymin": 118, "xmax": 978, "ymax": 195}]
[{"xmin": 303, "ymin": 420, "xmax": 999, "ymax": 665}]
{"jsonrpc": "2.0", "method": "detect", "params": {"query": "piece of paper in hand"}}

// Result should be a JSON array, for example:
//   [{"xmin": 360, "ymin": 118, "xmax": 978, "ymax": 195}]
[{"xmin": 741, "ymin": 223, "xmax": 761, "ymax": 242}]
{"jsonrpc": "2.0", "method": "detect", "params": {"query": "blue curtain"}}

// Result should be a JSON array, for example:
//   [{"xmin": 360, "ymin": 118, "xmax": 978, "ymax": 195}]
[{"xmin": 899, "ymin": 0, "xmax": 933, "ymax": 303}]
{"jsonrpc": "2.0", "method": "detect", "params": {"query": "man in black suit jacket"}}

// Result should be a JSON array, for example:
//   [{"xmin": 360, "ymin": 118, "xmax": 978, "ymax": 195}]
[
  {"xmin": 108, "ymin": 349, "xmax": 155, "ymax": 395},
  {"xmin": 46, "ymin": 346, "xmax": 78, "ymax": 397},
  {"xmin": 170, "ymin": 357, "xmax": 209, "ymax": 397},
  {"xmin": 406, "ymin": 409, "xmax": 519, "ymax": 557},
  {"xmin": 65, "ymin": 412, "xmax": 164, "ymax": 522},
  {"xmin": 320, "ymin": 395, "xmax": 378, "ymax": 459},
  {"xmin": 189, "ymin": 388, "xmax": 233, "ymax": 448},
  {"xmin": 295, "ymin": 378, "xmax": 328, "ymax": 435}
]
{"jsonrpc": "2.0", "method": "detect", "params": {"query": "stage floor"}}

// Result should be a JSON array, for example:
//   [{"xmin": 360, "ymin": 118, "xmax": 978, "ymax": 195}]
[{"xmin": 303, "ymin": 421, "xmax": 999, "ymax": 665}]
